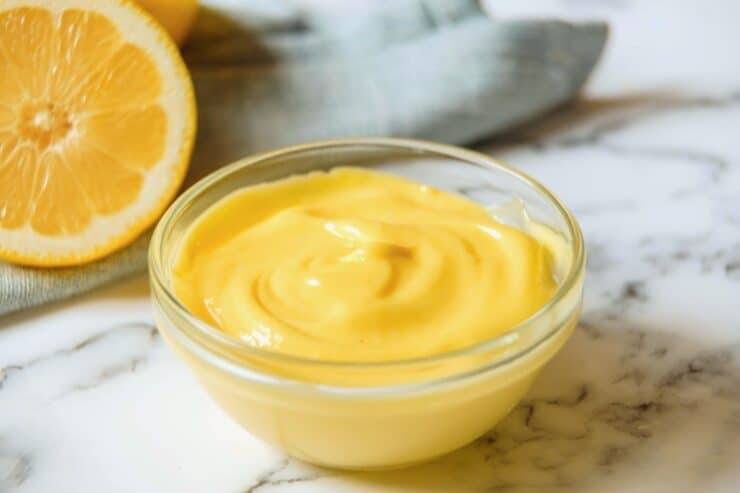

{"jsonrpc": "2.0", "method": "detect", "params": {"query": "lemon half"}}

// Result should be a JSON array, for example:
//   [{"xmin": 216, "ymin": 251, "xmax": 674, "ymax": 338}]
[{"xmin": 0, "ymin": 0, "xmax": 196, "ymax": 266}]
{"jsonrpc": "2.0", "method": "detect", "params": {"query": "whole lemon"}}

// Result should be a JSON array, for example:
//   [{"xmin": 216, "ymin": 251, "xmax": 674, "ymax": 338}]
[{"xmin": 135, "ymin": 0, "xmax": 199, "ymax": 45}]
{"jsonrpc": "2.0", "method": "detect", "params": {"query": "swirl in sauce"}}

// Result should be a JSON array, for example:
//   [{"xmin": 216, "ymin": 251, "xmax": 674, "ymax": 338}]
[{"xmin": 173, "ymin": 168, "xmax": 559, "ymax": 362}]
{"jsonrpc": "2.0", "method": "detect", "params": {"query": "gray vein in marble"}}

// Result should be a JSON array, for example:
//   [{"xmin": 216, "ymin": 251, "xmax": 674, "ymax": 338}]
[
  {"xmin": 0, "ymin": 445, "xmax": 30, "ymax": 491},
  {"xmin": 504, "ymin": 131, "xmax": 731, "ymax": 203},
  {"xmin": 478, "ymin": 91, "xmax": 738, "ymax": 156},
  {"xmin": 242, "ymin": 459, "xmax": 321, "ymax": 493},
  {"xmin": 533, "ymin": 91, "xmax": 740, "ymax": 149},
  {"xmin": 472, "ymin": 333, "xmax": 740, "ymax": 490},
  {"xmin": 63, "ymin": 352, "xmax": 151, "ymax": 396},
  {"xmin": 636, "ymin": 237, "xmax": 740, "ymax": 280},
  {"xmin": 725, "ymin": 261, "xmax": 740, "ymax": 280},
  {"xmin": 597, "ymin": 143, "xmax": 728, "ymax": 197},
  {"xmin": 481, "ymin": 93, "xmax": 740, "ymax": 197},
  {"xmin": 0, "ymin": 322, "xmax": 157, "ymax": 396}
]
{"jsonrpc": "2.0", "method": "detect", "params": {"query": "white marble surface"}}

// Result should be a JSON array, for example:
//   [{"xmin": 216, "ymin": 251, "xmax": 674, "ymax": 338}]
[{"xmin": 3, "ymin": 0, "xmax": 740, "ymax": 491}]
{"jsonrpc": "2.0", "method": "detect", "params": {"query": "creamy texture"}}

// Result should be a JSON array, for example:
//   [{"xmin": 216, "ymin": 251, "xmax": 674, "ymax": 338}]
[{"xmin": 173, "ymin": 168, "xmax": 559, "ymax": 362}]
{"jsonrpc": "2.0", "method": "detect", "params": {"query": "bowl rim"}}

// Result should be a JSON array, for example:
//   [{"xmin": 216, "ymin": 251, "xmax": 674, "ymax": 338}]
[{"xmin": 149, "ymin": 137, "xmax": 585, "ymax": 388}]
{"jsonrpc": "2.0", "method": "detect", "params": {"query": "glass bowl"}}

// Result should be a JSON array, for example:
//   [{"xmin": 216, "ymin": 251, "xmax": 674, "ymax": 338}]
[{"xmin": 149, "ymin": 138, "xmax": 585, "ymax": 470}]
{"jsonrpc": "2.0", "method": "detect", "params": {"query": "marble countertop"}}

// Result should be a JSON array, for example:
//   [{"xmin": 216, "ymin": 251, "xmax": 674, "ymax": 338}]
[{"xmin": 3, "ymin": 0, "xmax": 740, "ymax": 491}]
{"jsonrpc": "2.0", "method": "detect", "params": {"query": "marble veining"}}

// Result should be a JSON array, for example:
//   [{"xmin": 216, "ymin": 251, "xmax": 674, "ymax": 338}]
[
  {"xmin": 3, "ymin": 0, "xmax": 740, "ymax": 491},
  {"xmin": 1, "ymin": 322, "xmax": 157, "ymax": 401},
  {"xmin": 242, "ymin": 459, "xmax": 323, "ymax": 493}
]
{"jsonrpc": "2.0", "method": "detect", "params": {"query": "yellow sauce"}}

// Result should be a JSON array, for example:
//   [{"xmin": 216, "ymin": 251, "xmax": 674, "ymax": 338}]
[
  {"xmin": 160, "ymin": 164, "xmax": 583, "ymax": 469},
  {"xmin": 173, "ymin": 167, "xmax": 558, "ymax": 362}
]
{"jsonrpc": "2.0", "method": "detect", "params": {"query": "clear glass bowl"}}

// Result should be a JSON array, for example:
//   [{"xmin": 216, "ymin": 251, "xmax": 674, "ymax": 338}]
[{"xmin": 149, "ymin": 138, "xmax": 585, "ymax": 470}]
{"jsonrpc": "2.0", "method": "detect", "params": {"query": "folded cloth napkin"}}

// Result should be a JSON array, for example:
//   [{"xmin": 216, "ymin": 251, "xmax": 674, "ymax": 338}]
[{"xmin": 0, "ymin": 0, "xmax": 607, "ymax": 316}]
